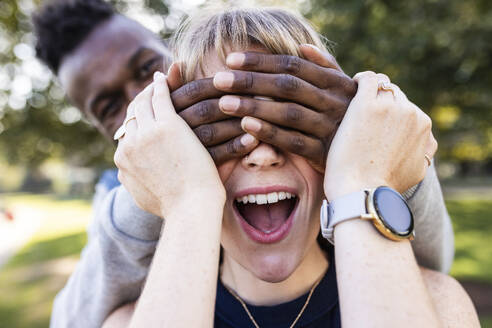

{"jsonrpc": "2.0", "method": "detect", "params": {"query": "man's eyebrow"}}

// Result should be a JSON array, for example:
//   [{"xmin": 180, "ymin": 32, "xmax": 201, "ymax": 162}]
[{"xmin": 128, "ymin": 46, "xmax": 154, "ymax": 68}]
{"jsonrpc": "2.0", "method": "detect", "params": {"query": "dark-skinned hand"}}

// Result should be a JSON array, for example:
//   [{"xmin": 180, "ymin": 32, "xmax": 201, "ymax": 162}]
[{"xmin": 168, "ymin": 44, "xmax": 357, "ymax": 172}]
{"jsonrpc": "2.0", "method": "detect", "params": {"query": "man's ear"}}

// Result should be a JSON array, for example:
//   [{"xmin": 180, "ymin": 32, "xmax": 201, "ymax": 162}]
[{"xmin": 167, "ymin": 62, "xmax": 184, "ymax": 92}]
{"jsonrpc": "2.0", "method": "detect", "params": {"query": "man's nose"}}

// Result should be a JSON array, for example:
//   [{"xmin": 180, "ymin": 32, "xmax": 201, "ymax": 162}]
[{"xmin": 242, "ymin": 143, "xmax": 285, "ymax": 170}]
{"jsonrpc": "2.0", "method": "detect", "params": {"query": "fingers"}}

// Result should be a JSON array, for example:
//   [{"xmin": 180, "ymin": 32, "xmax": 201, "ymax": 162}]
[
  {"xmin": 241, "ymin": 116, "xmax": 325, "ymax": 167},
  {"xmin": 299, "ymin": 44, "xmax": 341, "ymax": 70},
  {"xmin": 193, "ymin": 119, "xmax": 243, "ymax": 147},
  {"xmin": 179, "ymin": 99, "xmax": 229, "ymax": 128},
  {"xmin": 225, "ymin": 51, "xmax": 354, "ymax": 92},
  {"xmin": 374, "ymin": 73, "xmax": 395, "ymax": 102},
  {"xmin": 213, "ymin": 70, "xmax": 345, "ymax": 113},
  {"xmin": 171, "ymin": 78, "xmax": 225, "ymax": 111},
  {"xmin": 134, "ymin": 82, "xmax": 155, "ymax": 126},
  {"xmin": 167, "ymin": 62, "xmax": 184, "ymax": 92},
  {"xmin": 208, "ymin": 133, "xmax": 259, "ymax": 165},
  {"xmin": 353, "ymin": 71, "xmax": 380, "ymax": 100},
  {"xmin": 219, "ymin": 95, "xmax": 333, "ymax": 138},
  {"xmin": 152, "ymin": 72, "xmax": 176, "ymax": 121}
]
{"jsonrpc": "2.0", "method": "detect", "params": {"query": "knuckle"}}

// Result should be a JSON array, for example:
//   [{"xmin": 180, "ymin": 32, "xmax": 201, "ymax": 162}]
[
  {"xmin": 288, "ymin": 135, "xmax": 306, "ymax": 153},
  {"xmin": 241, "ymin": 98, "xmax": 257, "ymax": 115},
  {"xmin": 423, "ymin": 113, "xmax": 433, "ymax": 130},
  {"xmin": 196, "ymin": 101, "xmax": 212, "ymax": 120},
  {"xmin": 405, "ymin": 105, "xmax": 418, "ymax": 121},
  {"xmin": 183, "ymin": 81, "xmax": 202, "ymax": 99},
  {"xmin": 344, "ymin": 78, "xmax": 357, "ymax": 96},
  {"xmin": 260, "ymin": 124, "xmax": 277, "ymax": 141},
  {"xmin": 275, "ymin": 74, "xmax": 301, "ymax": 93},
  {"xmin": 195, "ymin": 124, "xmax": 215, "ymax": 144},
  {"xmin": 432, "ymin": 137, "xmax": 439, "ymax": 153},
  {"xmin": 279, "ymin": 55, "xmax": 301, "ymax": 75},
  {"xmin": 114, "ymin": 148, "xmax": 125, "ymax": 168},
  {"xmin": 237, "ymin": 71, "xmax": 254, "ymax": 90},
  {"xmin": 376, "ymin": 73, "xmax": 390, "ymax": 82},
  {"xmin": 285, "ymin": 103, "xmax": 303, "ymax": 123},
  {"xmin": 226, "ymin": 138, "xmax": 243, "ymax": 155}
]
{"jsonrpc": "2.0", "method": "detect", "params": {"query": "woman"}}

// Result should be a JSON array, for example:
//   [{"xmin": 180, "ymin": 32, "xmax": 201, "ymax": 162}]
[{"xmin": 109, "ymin": 7, "xmax": 479, "ymax": 328}]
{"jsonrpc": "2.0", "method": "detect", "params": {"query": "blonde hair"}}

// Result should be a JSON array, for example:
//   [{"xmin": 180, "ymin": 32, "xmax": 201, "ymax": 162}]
[{"xmin": 172, "ymin": 5, "xmax": 330, "ymax": 83}]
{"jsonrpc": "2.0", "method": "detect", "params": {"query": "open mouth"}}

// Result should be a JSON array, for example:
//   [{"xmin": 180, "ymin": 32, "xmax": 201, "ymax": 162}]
[{"xmin": 234, "ymin": 190, "xmax": 298, "ymax": 243}]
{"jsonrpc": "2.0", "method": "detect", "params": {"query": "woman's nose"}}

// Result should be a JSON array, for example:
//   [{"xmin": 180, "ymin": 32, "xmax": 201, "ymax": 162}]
[{"xmin": 242, "ymin": 142, "xmax": 285, "ymax": 170}]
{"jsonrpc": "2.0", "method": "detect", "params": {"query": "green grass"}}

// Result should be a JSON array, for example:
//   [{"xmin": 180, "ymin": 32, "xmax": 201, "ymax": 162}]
[
  {"xmin": 0, "ymin": 193, "xmax": 491, "ymax": 327},
  {"xmin": 448, "ymin": 199, "xmax": 492, "ymax": 283},
  {"xmin": 0, "ymin": 194, "xmax": 90, "ymax": 328}
]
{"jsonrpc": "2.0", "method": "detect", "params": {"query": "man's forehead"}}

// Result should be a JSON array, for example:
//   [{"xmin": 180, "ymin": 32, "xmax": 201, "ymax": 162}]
[{"xmin": 58, "ymin": 15, "xmax": 167, "ymax": 109}]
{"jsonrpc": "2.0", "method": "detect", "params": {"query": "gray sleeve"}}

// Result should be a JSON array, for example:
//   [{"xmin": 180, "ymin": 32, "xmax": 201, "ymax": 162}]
[
  {"xmin": 402, "ymin": 162, "xmax": 454, "ymax": 273},
  {"xmin": 50, "ymin": 186, "xmax": 163, "ymax": 328}
]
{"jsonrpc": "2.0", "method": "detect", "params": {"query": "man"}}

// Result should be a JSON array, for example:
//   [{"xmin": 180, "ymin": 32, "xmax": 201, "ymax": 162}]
[{"xmin": 32, "ymin": 0, "xmax": 454, "ymax": 327}]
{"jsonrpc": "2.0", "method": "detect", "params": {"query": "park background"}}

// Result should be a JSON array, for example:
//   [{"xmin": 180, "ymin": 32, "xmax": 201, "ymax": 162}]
[{"xmin": 0, "ymin": 0, "xmax": 491, "ymax": 326}]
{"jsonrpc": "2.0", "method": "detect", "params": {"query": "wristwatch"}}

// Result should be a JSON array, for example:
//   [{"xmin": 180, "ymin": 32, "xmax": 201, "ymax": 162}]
[{"xmin": 320, "ymin": 186, "xmax": 414, "ymax": 244}]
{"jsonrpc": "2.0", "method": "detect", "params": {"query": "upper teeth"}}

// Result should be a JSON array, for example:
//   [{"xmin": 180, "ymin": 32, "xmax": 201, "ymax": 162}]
[{"xmin": 236, "ymin": 191, "xmax": 295, "ymax": 204}]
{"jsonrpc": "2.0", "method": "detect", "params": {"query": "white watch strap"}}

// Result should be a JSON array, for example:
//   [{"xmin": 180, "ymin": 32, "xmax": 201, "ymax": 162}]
[{"xmin": 320, "ymin": 190, "xmax": 368, "ymax": 244}]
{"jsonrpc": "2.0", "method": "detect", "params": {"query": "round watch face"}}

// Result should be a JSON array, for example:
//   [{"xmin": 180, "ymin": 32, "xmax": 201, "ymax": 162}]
[{"xmin": 373, "ymin": 187, "xmax": 413, "ymax": 236}]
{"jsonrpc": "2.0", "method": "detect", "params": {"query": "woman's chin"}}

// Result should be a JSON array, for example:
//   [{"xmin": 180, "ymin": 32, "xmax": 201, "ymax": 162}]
[{"xmin": 249, "ymin": 254, "xmax": 298, "ymax": 283}]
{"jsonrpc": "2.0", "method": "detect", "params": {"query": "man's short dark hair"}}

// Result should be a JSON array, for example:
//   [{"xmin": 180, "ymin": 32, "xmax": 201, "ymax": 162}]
[{"xmin": 33, "ymin": 0, "xmax": 115, "ymax": 74}]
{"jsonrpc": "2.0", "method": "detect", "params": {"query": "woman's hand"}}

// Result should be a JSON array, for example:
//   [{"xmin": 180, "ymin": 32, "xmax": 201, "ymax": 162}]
[
  {"xmin": 324, "ymin": 71, "xmax": 438, "ymax": 200},
  {"xmin": 114, "ymin": 72, "xmax": 230, "ymax": 218}
]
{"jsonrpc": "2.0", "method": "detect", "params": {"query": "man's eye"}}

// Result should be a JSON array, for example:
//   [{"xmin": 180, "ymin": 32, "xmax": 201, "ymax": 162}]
[
  {"xmin": 99, "ymin": 98, "xmax": 121, "ymax": 121},
  {"xmin": 137, "ymin": 57, "xmax": 160, "ymax": 80}
]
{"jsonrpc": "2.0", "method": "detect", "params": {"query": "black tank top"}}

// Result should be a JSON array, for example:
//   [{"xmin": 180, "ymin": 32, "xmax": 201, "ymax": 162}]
[{"xmin": 214, "ymin": 248, "xmax": 341, "ymax": 328}]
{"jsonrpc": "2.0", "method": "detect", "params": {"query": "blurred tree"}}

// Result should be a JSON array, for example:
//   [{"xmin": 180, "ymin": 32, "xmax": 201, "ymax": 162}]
[{"xmin": 304, "ymin": 0, "xmax": 492, "ymax": 172}]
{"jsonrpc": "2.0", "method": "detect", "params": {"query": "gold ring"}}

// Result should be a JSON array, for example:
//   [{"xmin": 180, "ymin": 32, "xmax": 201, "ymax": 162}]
[
  {"xmin": 113, "ymin": 116, "xmax": 137, "ymax": 140},
  {"xmin": 124, "ymin": 115, "xmax": 137, "ymax": 127},
  {"xmin": 424, "ymin": 154, "xmax": 432, "ymax": 166},
  {"xmin": 378, "ymin": 81, "xmax": 395, "ymax": 96}
]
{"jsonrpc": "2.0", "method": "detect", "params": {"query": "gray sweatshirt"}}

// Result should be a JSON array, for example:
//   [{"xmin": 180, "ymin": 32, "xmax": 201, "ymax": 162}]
[{"xmin": 49, "ymin": 164, "xmax": 454, "ymax": 328}]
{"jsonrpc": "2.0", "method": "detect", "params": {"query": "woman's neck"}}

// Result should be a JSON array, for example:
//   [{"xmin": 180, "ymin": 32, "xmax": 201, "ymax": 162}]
[{"xmin": 220, "ymin": 242, "xmax": 329, "ymax": 306}]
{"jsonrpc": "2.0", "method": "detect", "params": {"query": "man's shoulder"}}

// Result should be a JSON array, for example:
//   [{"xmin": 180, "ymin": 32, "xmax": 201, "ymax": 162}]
[{"xmin": 97, "ymin": 169, "xmax": 120, "ymax": 191}]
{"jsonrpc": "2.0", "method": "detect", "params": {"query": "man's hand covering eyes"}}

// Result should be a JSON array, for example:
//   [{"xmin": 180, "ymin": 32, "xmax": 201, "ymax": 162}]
[{"xmin": 168, "ymin": 45, "xmax": 357, "ymax": 172}]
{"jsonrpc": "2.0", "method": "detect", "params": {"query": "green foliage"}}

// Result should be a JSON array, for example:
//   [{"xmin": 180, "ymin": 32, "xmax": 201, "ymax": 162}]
[{"xmin": 305, "ymin": 0, "xmax": 492, "ymax": 165}]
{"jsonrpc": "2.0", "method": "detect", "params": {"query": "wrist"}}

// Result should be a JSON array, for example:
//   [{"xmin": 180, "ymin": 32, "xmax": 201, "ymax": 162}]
[
  {"xmin": 324, "ymin": 173, "xmax": 388, "ymax": 201},
  {"xmin": 160, "ymin": 188, "xmax": 226, "ymax": 220}
]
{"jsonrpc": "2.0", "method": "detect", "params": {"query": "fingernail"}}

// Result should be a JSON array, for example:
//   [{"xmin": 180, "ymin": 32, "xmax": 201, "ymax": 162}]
[
  {"xmin": 153, "ymin": 71, "xmax": 164, "ymax": 81},
  {"xmin": 242, "ymin": 117, "xmax": 261, "ymax": 133},
  {"xmin": 241, "ymin": 133, "xmax": 256, "ymax": 147},
  {"xmin": 219, "ymin": 96, "xmax": 240, "ymax": 113},
  {"xmin": 226, "ymin": 53, "xmax": 245, "ymax": 67},
  {"xmin": 214, "ymin": 72, "xmax": 234, "ymax": 88},
  {"xmin": 302, "ymin": 43, "xmax": 321, "ymax": 52}
]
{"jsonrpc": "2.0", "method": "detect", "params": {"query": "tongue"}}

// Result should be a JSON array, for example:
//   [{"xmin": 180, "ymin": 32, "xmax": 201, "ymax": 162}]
[{"xmin": 240, "ymin": 200, "xmax": 293, "ymax": 233}]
